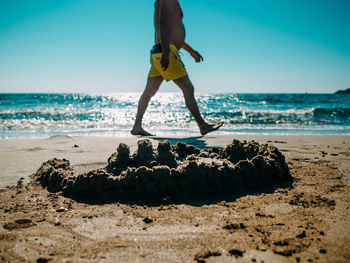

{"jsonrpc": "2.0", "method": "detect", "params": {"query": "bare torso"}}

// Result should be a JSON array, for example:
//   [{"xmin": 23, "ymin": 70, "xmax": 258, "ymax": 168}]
[{"xmin": 154, "ymin": 0, "xmax": 185, "ymax": 49}]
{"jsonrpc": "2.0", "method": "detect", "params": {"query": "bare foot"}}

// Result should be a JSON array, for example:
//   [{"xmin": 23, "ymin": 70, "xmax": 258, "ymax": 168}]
[
  {"xmin": 200, "ymin": 122, "xmax": 223, "ymax": 136},
  {"xmin": 131, "ymin": 127, "xmax": 155, "ymax": 136}
]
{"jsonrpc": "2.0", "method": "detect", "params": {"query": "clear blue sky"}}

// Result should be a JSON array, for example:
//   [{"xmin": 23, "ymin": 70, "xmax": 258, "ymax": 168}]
[{"xmin": 0, "ymin": 0, "xmax": 349, "ymax": 93}]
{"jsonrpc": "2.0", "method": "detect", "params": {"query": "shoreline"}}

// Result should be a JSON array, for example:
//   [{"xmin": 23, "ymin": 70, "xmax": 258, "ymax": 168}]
[{"xmin": 2, "ymin": 131, "xmax": 350, "ymax": 141}]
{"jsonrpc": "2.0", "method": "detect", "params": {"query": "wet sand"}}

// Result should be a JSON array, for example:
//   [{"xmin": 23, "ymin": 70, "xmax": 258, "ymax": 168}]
[{"xmin": 0, "ymin": 135, "xmax": 350, "ymax": 262}]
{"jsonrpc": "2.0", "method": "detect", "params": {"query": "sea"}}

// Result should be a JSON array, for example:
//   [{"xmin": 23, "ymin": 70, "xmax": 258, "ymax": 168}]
[{"xmin": 0, "ymin": 93, "xmax": 349, "ymax": 138}]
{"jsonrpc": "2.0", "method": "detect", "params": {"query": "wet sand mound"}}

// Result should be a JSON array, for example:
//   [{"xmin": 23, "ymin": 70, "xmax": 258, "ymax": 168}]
[{"xmin": 34, "ymin": 139, "xmax": 292, "ymax": 201}]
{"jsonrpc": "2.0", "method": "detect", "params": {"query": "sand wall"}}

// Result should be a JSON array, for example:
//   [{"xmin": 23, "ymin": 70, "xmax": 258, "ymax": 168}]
[{"xmin": 33, "ymin": 139, "xmax": 292, "ymax": 201}]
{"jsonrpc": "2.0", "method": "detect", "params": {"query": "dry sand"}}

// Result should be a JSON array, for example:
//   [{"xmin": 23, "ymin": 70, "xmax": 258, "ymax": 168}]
[{"xmin": 0, "ymin": 135, "xmax": 350, "ymax": 262}]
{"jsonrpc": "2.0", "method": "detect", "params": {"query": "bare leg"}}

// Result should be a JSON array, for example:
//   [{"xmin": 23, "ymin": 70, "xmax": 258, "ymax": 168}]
[
  {"xmin": 131, "ymin": 76, "xmax": 163, "ymax": 136},
  {"xmin": 174, "ymin": 75, "xmax": 223, "ymax": 135}
]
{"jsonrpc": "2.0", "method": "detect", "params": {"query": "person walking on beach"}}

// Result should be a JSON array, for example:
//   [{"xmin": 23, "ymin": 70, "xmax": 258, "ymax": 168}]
[{"xmin": 131, "ymin": 0, "xmax": 223, "ymax": 136}]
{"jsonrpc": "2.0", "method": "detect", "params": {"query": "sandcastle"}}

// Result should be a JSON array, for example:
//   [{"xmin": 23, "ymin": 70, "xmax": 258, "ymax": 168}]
[{"xmin": 34, "ymin": 139, "xmax": 292, "ymax": 201}]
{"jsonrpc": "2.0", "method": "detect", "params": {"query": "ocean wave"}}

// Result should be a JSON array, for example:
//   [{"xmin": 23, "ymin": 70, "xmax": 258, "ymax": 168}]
[
  {"xmin": 204, "ymin": 107, "xmax": 350, "ymax": 124},
  {"xmin": 1, "ymin": 107, "xmax": 349, "ymax": 131},
  {"xmin": 313, "ymin": 107, "xmax": 350, "ymax": 119},
  {"xmin": 1, "ymin": 93, "xmax": 350, "ymax": 137}
]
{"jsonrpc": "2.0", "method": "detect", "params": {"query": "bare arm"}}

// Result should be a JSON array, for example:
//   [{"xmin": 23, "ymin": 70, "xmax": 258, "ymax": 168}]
[
  {"xmin": 182, "ymin": 42, "xmax": 204, "ymax": 63},
  {"xmin": 159, "ymin": 0, "xmax": 176, "ymax": 70}
]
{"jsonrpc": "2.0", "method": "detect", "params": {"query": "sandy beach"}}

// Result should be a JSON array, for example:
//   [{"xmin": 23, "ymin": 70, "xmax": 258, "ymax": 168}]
[{"xmin": 1, "ymin": 135, "xmax": 350, "ymax": 262}]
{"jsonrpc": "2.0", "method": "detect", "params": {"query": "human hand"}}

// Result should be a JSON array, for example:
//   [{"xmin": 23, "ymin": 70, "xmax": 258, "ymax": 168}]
[
  {"xmin": 190, "ymin": 50, "xmax": 203, "ymax": 63},
  {"xmin": 161, "ymin": 51, "xmax": 170, "ymax": 71}
]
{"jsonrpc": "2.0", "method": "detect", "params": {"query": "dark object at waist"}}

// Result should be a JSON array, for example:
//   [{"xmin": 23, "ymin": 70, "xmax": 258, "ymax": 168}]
[{"xmin": 151, "ymin": 44, "xmax": 163, "ymax": 54}]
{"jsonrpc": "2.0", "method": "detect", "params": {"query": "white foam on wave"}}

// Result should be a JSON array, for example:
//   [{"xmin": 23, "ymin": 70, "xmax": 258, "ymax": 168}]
[{"xmin": 1, "ymin": 93, "xmax": 350, "ymax": 138}]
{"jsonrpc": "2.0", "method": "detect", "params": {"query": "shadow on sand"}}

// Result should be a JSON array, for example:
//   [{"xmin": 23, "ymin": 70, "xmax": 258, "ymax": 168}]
[
  {"xmin": 67, "ymin": 181, "xmax": 293, "ymax": 207},
  {"xmin": 152, "ymin": 136, "xmax": 210, "ymax": 150}
]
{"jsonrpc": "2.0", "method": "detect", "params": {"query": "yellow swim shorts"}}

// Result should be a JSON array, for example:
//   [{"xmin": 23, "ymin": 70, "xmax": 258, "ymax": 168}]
[{"xmin": 148, "ymin": 44, "xmax": 187, "ymax": 81}]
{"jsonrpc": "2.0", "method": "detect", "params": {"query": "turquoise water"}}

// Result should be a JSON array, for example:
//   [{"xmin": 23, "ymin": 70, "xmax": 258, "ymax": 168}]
[{"xmin": 0, "ymin": 93, "xmax": 349, "ymax": 138}]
